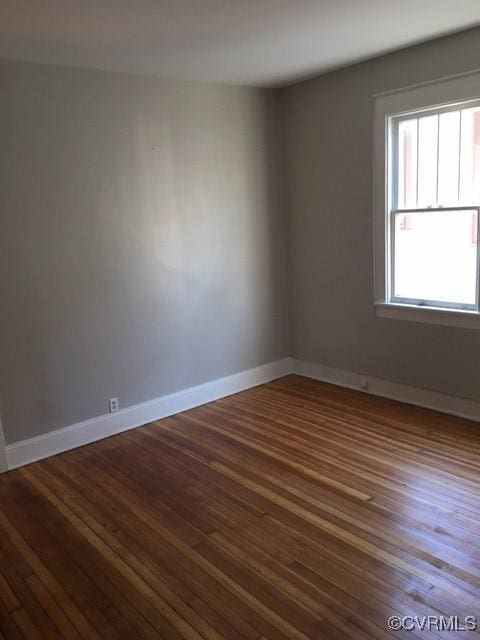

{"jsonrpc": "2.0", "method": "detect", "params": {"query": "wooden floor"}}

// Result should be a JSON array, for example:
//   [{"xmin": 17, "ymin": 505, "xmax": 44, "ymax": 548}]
[{"xmin": 1, "ymin": 375, "xmax": 480, "ymax": 639}]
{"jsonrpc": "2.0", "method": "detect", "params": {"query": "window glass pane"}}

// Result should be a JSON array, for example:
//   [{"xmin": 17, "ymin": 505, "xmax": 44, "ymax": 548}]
[
  {"xmin": 459, "ymin": 106, "xmax": 480, "ymax": 204},
  {"xmin": 397, "ymin": 119, "xmax": 417, "ymax": 208},
  {"xmin": 438, "ymin": 111, "xmax": 460, "ymax": 205},
  {"xmin": 394, "ymin": 209, "xmax": 477, "ymax": 305},
  {"xmin": 417, "ymin": 115, "xmax": 438, "ymax": 207}
]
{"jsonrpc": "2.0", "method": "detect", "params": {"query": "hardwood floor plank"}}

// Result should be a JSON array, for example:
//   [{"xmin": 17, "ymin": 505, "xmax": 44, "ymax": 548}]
[
  {"xmin": 0, "ymin": 572, "xmax": 20, "ymax": 614},
  {"xmin": 0, "ymin": 503, "xmax": 102, "ymax": 640},
  {"xmin": 0, "ymin": 599, "xmax": 25, "ymax": 640},
  {"xmin": 45, "ymin": 454, "xmax": 265, "ymax": 640},
  {"xmin": 10, "ymin": 608, "xmax": 45, "ymax": 640},
  {"xmin": 0, "ymin": 375, "xmax": 479, "ymax": 638},
  {"xmin": 21, "ymin": 469, "xmax": 202, "ymax": 640}
]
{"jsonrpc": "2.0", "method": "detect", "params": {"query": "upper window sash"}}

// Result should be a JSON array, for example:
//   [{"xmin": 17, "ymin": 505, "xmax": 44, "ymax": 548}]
[{"xmin": 389, "ymin": 98, "xmax": 480, "ymax": 211}]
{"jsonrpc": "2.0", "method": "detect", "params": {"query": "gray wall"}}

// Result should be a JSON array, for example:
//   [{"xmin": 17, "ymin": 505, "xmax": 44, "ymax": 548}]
[
  {"xmin": 282, "ymin": 27, "xmax": 480, "ymax": 401},
  {"xmin": 0, "ymin": 60, "xmax": 289, "ymax": 444}
]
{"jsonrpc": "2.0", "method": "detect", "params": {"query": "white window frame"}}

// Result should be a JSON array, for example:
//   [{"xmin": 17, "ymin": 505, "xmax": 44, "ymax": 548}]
[{"xmin": 373, "ymin": 70, "xmax": 480, "ymax": 329}]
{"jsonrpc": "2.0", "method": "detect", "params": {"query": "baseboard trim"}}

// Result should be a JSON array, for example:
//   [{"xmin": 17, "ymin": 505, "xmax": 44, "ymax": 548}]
[
  {"xmin": 5, "ymin": 357, "xmax": 293, "ymax": 471},
  {"xmin": 293, "ymin": 359, "xmax": 480, "ymax": 423},
  {"xmin": 7, "ymin": 356, "xmax": 476, "ymax": 471},
  {"xmin": 0, "ymin": 436, "xmax": 7, "ymax": 474}
]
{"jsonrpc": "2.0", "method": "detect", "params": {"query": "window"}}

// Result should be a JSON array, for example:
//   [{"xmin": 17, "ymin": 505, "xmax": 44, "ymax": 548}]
[
  {"xmin": 392, "ymin": 103, "xmax": 480, "ymax": 310},
  {"xmin": 373, "ymin": 72, "xmax": 480, "ymax": 328}
]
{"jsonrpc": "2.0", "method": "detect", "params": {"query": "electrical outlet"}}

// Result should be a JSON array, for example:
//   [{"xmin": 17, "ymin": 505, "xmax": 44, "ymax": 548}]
[{"xmin": 109, "ymin": 397, "xmax": 119, "ymax": 413}]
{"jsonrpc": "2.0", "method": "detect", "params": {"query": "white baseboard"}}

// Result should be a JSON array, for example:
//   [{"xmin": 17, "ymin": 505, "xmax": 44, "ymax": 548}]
[
  {"xmin": 293, "ymin": 359, "xmax": 480, "ymax": 423},
  {"xmin": 5, "ymin": 357, "xmax": 293, "ymax": 471},
  {"xmin": 5, "ymin": 355, "xmax": 476, "ymax": 472},
  {"xmin": 0, "ymin": 434, "xmax": 7, "ymax": 473}
]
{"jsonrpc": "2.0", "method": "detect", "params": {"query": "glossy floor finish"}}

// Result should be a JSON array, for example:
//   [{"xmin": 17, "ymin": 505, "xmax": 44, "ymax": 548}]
[{"xmin": 0, "ymin": 375, "xmax": 479, "ymax": 639}]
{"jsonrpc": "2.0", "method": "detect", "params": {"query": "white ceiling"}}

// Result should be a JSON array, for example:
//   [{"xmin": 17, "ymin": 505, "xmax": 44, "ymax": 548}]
[{"xmin": 1, "ymin": 1, "xmax": 479, "ymax": 87}]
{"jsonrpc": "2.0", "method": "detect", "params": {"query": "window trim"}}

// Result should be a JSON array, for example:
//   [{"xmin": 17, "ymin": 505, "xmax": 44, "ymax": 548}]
[
  {"xmin": 375, "ymin": 302, "xmax": 480, "ymax": 330},
  {"xmin": 373, "ymin": 70, "xmax": 480, "ymax": 329}
]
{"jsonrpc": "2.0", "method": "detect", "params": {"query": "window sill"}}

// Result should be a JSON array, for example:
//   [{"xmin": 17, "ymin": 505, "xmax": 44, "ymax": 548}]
[{"xmin": 375, "ymin": 302, "xmax": 480, "ymax": 330}]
